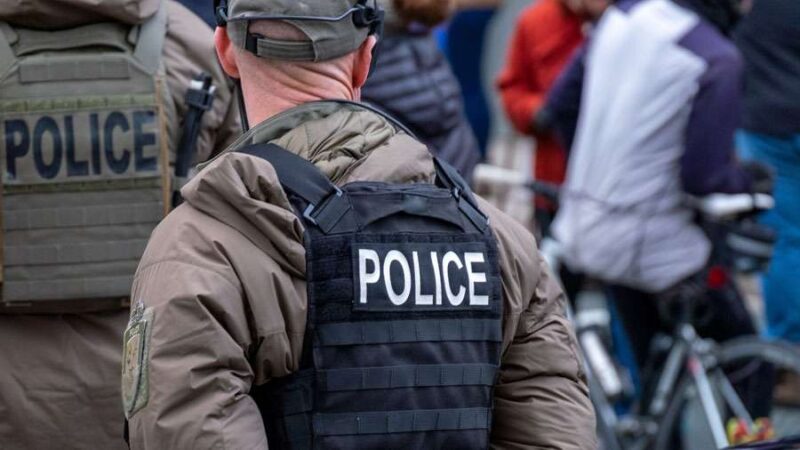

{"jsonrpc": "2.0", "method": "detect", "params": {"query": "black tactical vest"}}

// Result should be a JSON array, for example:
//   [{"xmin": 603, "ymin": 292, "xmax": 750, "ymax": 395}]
[{"xmin": 242, "ymin": 143, "xmax": 503, "ymax": 449}]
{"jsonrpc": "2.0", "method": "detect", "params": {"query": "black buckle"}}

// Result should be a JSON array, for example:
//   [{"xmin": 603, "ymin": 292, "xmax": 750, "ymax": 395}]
[
  {"xmin": 352, "ymin": 0, "xmax": 383, "ymax": 34},
  {"xmin": 244, "ymin": 33, "xmax": 261, "ymax": 54},
  {"xmin": 302, "ymin": 186, "xmax": 343, "ymax": 226},
  {"xmin": 185, "ymin": 73, "xmax": 215, "ymax": 111}
]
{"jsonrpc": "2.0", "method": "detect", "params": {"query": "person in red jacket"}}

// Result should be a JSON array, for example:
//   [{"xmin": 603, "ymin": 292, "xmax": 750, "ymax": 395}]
[{"xmin": 497, "ymin": 0, "xmax": 607, "ymax": 230}]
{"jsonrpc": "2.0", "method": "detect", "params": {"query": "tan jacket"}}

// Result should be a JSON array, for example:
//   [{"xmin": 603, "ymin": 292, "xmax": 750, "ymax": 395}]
[
  {"xmin": 0, "ymin": 2, "xmax": 239, "ymax": 449},
  {"xmin": 127, "ymin": 101, "xmax": 596, "ymax": 449}
]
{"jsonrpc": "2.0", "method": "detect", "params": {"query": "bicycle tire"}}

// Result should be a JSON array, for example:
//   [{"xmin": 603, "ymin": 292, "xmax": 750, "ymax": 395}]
[{"xmin": 653, "ymin": 337, "xmax": 800, "ymax": 450}]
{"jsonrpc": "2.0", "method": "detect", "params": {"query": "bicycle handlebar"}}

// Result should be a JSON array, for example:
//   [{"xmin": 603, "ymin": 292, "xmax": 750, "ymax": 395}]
[
  {"xmin": 474, "ymin": 164, "xmax": 775, "ymax": 218},
  {"xmin": 689, "ymin": 193, "xmax": 774, "ymax": 220},
  {"xmin": 473, "ymin": 164, "xmax": 560, "ymax": 203}
]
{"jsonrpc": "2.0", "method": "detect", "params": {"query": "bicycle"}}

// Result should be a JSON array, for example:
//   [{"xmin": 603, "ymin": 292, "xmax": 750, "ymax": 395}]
[{"xmin": 474, "ymin": 164, "xmax": 800, "ymax": 450}]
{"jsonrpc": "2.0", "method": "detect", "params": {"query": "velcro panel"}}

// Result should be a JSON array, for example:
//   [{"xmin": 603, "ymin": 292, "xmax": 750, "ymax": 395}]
[
  {"xmin": 313, "ymin": 407, "xmax": 491, "ymax": 436},
  {"xmin": 1, "ymin": 97, "xmax": 161, "ymax": 186},
  {"xmin": 20, "ymin": 55, "xmax": 130, "ymax": 83},
  {"xmin": 309, "ymin": 233, "xmax": 503, "ymax": 324},
  {"xmin": 321, "ymin": 363, "xmax": 497, "ymax": 392},
  {"xmin": 316, "ymin": 318, "xmax": 502, "ymax": 347},
  {"xmin": 351, "ymin": 241, "xmax": 493, "ymax": 312}
]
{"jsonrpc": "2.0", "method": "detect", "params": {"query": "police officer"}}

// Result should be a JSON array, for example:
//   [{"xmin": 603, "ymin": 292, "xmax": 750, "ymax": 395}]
[
  {"xmin": 0, "ymin": 0, "xmax": 239, "ymax": 448},
  {"xmin": 123, "ymin": 0, "xmax": 596, "ymax": 448}
]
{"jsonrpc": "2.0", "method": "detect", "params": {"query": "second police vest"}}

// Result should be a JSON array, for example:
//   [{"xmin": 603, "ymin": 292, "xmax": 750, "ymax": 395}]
[
  {"xmin": 0, "ymin": 4, "xmax": 174, "ymax": 312},
  {"xmin": 243, "ymin": 142, "xmax": 503, "ymax": 449}
]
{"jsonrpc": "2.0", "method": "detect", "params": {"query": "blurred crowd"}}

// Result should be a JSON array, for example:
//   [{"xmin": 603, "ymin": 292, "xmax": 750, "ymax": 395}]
[{"xmin": 0, "ymin": 0, "xmax": 797, "ymax": 448}]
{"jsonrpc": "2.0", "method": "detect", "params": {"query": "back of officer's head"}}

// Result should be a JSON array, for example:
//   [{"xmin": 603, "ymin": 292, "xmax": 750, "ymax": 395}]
[{"xmin": 214, "ymin": 0, "xmax": 378, "ymax": 124}]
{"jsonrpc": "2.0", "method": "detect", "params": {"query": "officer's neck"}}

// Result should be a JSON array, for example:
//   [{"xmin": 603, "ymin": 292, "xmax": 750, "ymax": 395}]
[{"xmin": 241, "ymin": 69, "xmax": 358, "ymax": 125}]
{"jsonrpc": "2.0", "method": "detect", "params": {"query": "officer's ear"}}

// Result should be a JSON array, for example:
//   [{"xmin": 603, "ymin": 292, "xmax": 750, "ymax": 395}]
[
  {"xmin": 352, "ymin": 36, "xmax": 377, "ymax": 90},
  {"xmin": 215, "ymin": 27, "xmax": 240, "ymax": 79}
]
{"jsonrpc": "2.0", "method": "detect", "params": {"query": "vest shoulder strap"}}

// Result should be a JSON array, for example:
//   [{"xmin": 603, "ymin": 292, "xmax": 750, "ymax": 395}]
[
  {"xmin": 133, "ymin": 0, "xmax": 168, "ymax": 74},
  {"xmin": 0, "ymin": 23, "xmax": 17, "ymax": 80},
  {"xmin": 238, "ymin": 143, "xmax": 350, "ymax": 233},
  {"xmin": 433, "ymin": 158, "xmax": 489, "ymax": 231},
  {"xmin": 237, "ymin": 143, "xmax": 339, "ymax": 207},
  {"xmin": 238, "ymin": 142, "xmax": 490, "ymax": 233}
]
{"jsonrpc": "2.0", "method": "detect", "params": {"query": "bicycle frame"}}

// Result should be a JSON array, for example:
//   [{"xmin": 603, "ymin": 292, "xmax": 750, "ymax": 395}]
[{"xmin": 594, "ymin": 318, "xmax": 762, "ymax": 450}]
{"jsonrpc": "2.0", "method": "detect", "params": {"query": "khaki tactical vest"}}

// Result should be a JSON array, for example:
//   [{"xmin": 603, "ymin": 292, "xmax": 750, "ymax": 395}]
[{"xmin": 0, "ymin": 4, "xmax": 174, "ymax": 313}]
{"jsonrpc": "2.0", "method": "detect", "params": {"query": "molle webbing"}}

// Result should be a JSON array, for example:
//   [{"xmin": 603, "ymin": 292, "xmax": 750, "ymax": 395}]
[
  {"xmin": 316, "ymin": 319, "xmax": 501, "ymax": 346},
  {"xmin": 19, "ymin": 55, "xmax": 132, "ymax": 83},
  {"xmin": 243, "ymin": 143, "xmax": 502, "ymax": 449},
  {"xmin": 312, "ymin": 408, "xmax": 492, "ymax": 436},
  {"xmin": 0, "ymin": 4, "xmax": 170, "ymax": 312},
  {"xmin": 319, "ymin": 364, "xmax": 498, "ymax": 391}
]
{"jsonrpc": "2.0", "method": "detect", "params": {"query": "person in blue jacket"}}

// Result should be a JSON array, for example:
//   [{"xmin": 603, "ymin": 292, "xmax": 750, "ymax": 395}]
[{"xmin": 736, "ymin": 0, "xmax": 800, "ymax": 344}]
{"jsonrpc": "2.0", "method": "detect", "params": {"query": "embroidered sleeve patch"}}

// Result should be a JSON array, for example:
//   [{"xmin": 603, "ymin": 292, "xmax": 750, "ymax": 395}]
[{"xmin": 122, "ymin": 301, "xmax": 154, "ymax": 419}]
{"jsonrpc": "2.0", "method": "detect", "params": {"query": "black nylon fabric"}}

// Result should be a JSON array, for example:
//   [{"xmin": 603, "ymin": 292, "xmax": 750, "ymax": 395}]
[
  {"xmin": 244, "ymin": 144, "xmax": 501, "ymax": 449},
  {"xmin": 361, "ymin": 33, "xmax": 481, "ymax": 182}
]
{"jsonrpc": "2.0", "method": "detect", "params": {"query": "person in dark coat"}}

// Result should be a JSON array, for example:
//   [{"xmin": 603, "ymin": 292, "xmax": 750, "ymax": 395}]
[{"xmin": 362, "ymin": 0, "xmax": 481, "ymax": 182}]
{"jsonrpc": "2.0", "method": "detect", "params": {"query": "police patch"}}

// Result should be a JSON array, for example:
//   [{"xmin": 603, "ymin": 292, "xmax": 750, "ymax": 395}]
[
  {"xmin": 122, "ymin": 301, "xmax": 153, "ymax": 418},
  {"xmin": 353, "ymin": 242, "xmax": 493, "ymax": 312}
]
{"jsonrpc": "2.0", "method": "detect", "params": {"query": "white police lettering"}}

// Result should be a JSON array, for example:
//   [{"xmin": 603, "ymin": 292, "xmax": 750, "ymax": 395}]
[
  {"xmin": 442, "ymin": 251, "xmax": 466, "ymax": 306},
  {"xmin": 465, "ymin": 252, "xmax": 489, "ymax": 306},
  {"xmin": 357, "ymin": 248, "xmax": 489, "ymax": 307},
  {"xmin": 430, "ymin": 252, "xmax": 443, "ymax": 305},
  {"xmin": 384, "ymin": 250, "xmax": 412, "ymax": 305},
  {"xmin": 359, "ymin": 249, "xmax": 380, "ymax": 304},
  {"xmin": 412, "ymin": 252, "xmax": 434, "ymax": 305}
]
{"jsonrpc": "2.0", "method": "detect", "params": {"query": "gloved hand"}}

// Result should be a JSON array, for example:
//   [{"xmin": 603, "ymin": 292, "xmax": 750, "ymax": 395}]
[
  {"xmin": 741, "ymin": 160, "xmax": 775, "ymax": 194},
  {"xmin": 393, "ymin": 0, "xmax": 455, "ymax": 27}
]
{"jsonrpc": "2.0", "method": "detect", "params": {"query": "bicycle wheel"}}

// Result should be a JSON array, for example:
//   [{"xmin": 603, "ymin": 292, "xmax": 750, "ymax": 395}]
[{"xmin": 653, "ymin": 337, "xmax": 800, "ymax": 450}]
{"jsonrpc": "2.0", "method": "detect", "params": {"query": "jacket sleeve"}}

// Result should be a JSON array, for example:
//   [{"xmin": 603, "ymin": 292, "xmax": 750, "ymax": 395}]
[
  {"xmin": 680, "ymin": 52, "xmax": 751, "ymax": 195},
  {"xmin": 545, "ymin": 44, "xmax": 587, "ymax": 153},
  {"xmin": 497, "ymin": 13, "xmax": 544, "ymax": 135},
  {"xmin": 491, "ymin": 251, "xmax": 596, "ymax": 449},
  {"xmin": 126, "ymin": 260, "xmax": 268, "ymax": 449}
]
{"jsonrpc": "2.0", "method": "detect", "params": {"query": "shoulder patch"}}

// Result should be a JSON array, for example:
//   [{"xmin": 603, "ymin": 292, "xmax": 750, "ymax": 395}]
[{"xmin": 122, "ymin": 300, "xmax": 154, "ymax": 419}]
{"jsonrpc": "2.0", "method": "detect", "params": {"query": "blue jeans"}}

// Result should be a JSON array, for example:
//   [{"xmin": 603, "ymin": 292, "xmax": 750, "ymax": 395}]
[{"xmin": 737, "ymin": 131, "xmax": 800, "ymax": 342}]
